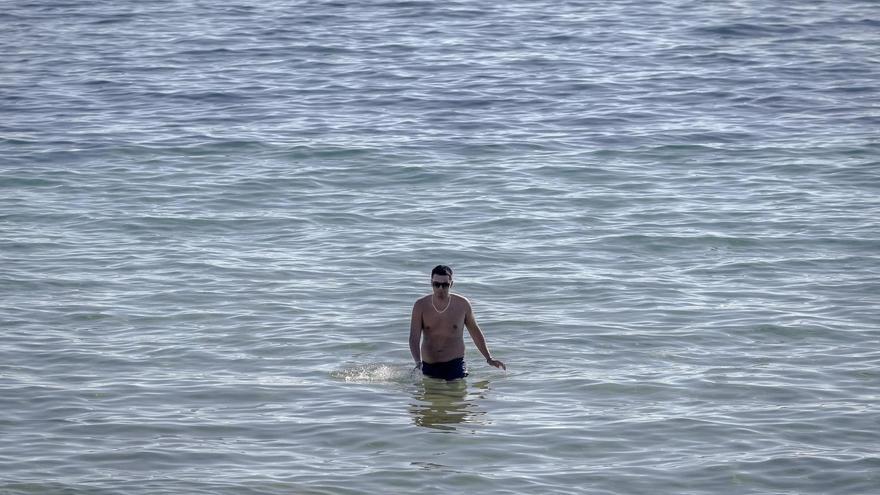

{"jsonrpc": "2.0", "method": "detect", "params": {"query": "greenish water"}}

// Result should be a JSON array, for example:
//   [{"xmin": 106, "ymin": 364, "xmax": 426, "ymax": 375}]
[{"xmin": 2, "ymin": 0, "xmax": 879, "ymax": 493}]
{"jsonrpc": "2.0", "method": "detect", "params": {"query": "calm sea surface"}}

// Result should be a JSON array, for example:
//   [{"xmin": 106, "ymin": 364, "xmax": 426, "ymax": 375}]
[{"xmin": 2, "ymin": 0, "xmax": 879, "ymax": 493}]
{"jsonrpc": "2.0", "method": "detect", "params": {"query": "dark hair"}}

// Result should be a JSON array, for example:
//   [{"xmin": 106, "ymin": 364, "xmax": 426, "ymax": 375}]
[{"xmin": 431, "ymin": 265, "xmax": 453, "ymax": 278}]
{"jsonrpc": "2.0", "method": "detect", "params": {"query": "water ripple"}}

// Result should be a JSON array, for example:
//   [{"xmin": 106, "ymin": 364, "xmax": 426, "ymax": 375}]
[{"xmin": 3, "ymin": 0, "xmax": 879, "ymax": 493}]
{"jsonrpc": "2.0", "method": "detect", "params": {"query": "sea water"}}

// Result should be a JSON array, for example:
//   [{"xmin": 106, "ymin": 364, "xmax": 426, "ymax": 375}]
[{"xmin": 2, "ymin": 0, "xmax": 879, "ymax": 493}]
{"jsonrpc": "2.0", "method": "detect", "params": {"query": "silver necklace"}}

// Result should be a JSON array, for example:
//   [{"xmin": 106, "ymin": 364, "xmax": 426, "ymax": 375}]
[{"xmin": 432, "ymin": 294, "xmax": 451, "ymax": 314}]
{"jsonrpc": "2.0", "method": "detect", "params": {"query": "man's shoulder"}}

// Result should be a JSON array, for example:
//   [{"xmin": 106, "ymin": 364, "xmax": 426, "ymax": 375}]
[
  {"xmin": 413, "ymin": 294, "xmax": 432, "ymax": 307},
  {"xmin": 452, "ymin": 293, "xmax": 472, "ymax": 308}
]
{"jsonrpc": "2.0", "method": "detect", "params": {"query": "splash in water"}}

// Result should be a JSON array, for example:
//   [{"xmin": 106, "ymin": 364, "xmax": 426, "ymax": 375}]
[{"xmin": 331, "ymin": 363, "xmax": 419, "ymax": 383}]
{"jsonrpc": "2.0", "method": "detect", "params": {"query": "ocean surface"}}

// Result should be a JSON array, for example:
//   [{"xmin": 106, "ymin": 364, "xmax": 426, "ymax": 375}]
[{"xmin": 2, "ymin": 0, "xmax": 879, "ymax": 493}]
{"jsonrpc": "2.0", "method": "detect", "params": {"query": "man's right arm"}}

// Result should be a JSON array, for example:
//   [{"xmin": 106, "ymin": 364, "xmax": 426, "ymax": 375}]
[{"xmin": 409, "ymin": 301, "xmax": 422, "ymax": 367}]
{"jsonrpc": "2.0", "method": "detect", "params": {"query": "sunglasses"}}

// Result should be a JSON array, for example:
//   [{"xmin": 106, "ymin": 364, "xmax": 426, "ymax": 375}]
[{"xmin": 432, "ymin": 282, "xmax": 451, "ymax": 289}]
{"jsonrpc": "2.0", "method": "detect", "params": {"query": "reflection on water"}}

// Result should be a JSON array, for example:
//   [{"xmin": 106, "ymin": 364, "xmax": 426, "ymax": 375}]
[
  {"xmin": 409, "ymin": 378, "xmax": 491, "ymax": 431},
  {"xmin": 330, "ymin": 363, "xmax": 493, "ymax": 432}
]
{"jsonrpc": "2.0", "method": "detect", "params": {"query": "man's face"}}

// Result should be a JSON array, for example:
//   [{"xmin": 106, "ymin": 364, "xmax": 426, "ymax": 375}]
[{"xmin": 431, "ymin": 274, "xmax": 452, "ymax": 295}]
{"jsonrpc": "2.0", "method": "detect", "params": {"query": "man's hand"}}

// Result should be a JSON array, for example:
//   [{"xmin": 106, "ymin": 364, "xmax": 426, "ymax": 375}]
[{"xmin": 487, "ymin": 358, "xmax": 506, "ymax": 370}]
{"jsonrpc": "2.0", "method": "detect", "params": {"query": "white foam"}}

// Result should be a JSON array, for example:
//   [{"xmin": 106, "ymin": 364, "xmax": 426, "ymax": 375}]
[{"xmin": 331, "ymin": 363, "xmax": 417, "ymax": 383}]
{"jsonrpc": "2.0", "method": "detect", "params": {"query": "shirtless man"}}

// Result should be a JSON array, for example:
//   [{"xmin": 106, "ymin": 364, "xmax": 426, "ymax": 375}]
[{"xmin": 410, "ymin": 265, "xmax": 506, "ymax": 380}]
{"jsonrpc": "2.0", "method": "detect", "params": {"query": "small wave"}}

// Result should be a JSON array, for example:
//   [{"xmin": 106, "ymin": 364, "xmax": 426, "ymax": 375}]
[
  {"xmin": 691, "ymin": 22, "xmax": 803, "ymax": 38},
  {"xmin": 331, "ymin": 363, "xmax": 417, "ymax": 383}
]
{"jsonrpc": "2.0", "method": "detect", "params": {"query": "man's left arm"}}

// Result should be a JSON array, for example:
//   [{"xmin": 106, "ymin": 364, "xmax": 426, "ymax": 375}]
[
  {"xmin": 464, "ymin": 301, "xmax": 506, "ymax": 370},
  {"xmin": 410, "ymin": 302, "xmax": 423, "ymax": 368}
]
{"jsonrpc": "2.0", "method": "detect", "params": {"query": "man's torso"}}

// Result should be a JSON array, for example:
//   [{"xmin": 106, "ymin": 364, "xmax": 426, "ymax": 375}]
[{"xmin": 418, "ymin": 293, "xmax": 467, "ymax": 363}]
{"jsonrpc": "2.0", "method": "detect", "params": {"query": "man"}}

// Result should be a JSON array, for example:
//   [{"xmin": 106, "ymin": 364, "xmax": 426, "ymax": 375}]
[{"xmin": 410, "ymin": 265, "xmax": 506, "ymax": 380}]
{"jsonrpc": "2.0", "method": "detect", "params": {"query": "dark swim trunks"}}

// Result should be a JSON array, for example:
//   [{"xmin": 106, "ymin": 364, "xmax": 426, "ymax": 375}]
[{"xmin": 421, "ymin": 357, "xmax": 468, "ymax": 380}]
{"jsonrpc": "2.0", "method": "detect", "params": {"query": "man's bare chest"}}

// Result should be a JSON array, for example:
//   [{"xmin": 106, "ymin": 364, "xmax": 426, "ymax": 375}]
[{"xmin": 422, "ymin": 308, "xmax": 466, "ymax": 334}]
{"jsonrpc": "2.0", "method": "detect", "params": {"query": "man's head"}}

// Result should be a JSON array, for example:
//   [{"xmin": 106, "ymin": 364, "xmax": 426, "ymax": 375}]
[{"xmin": 430, "ymin": 265, "xmax": 453, "ymax": 294}]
